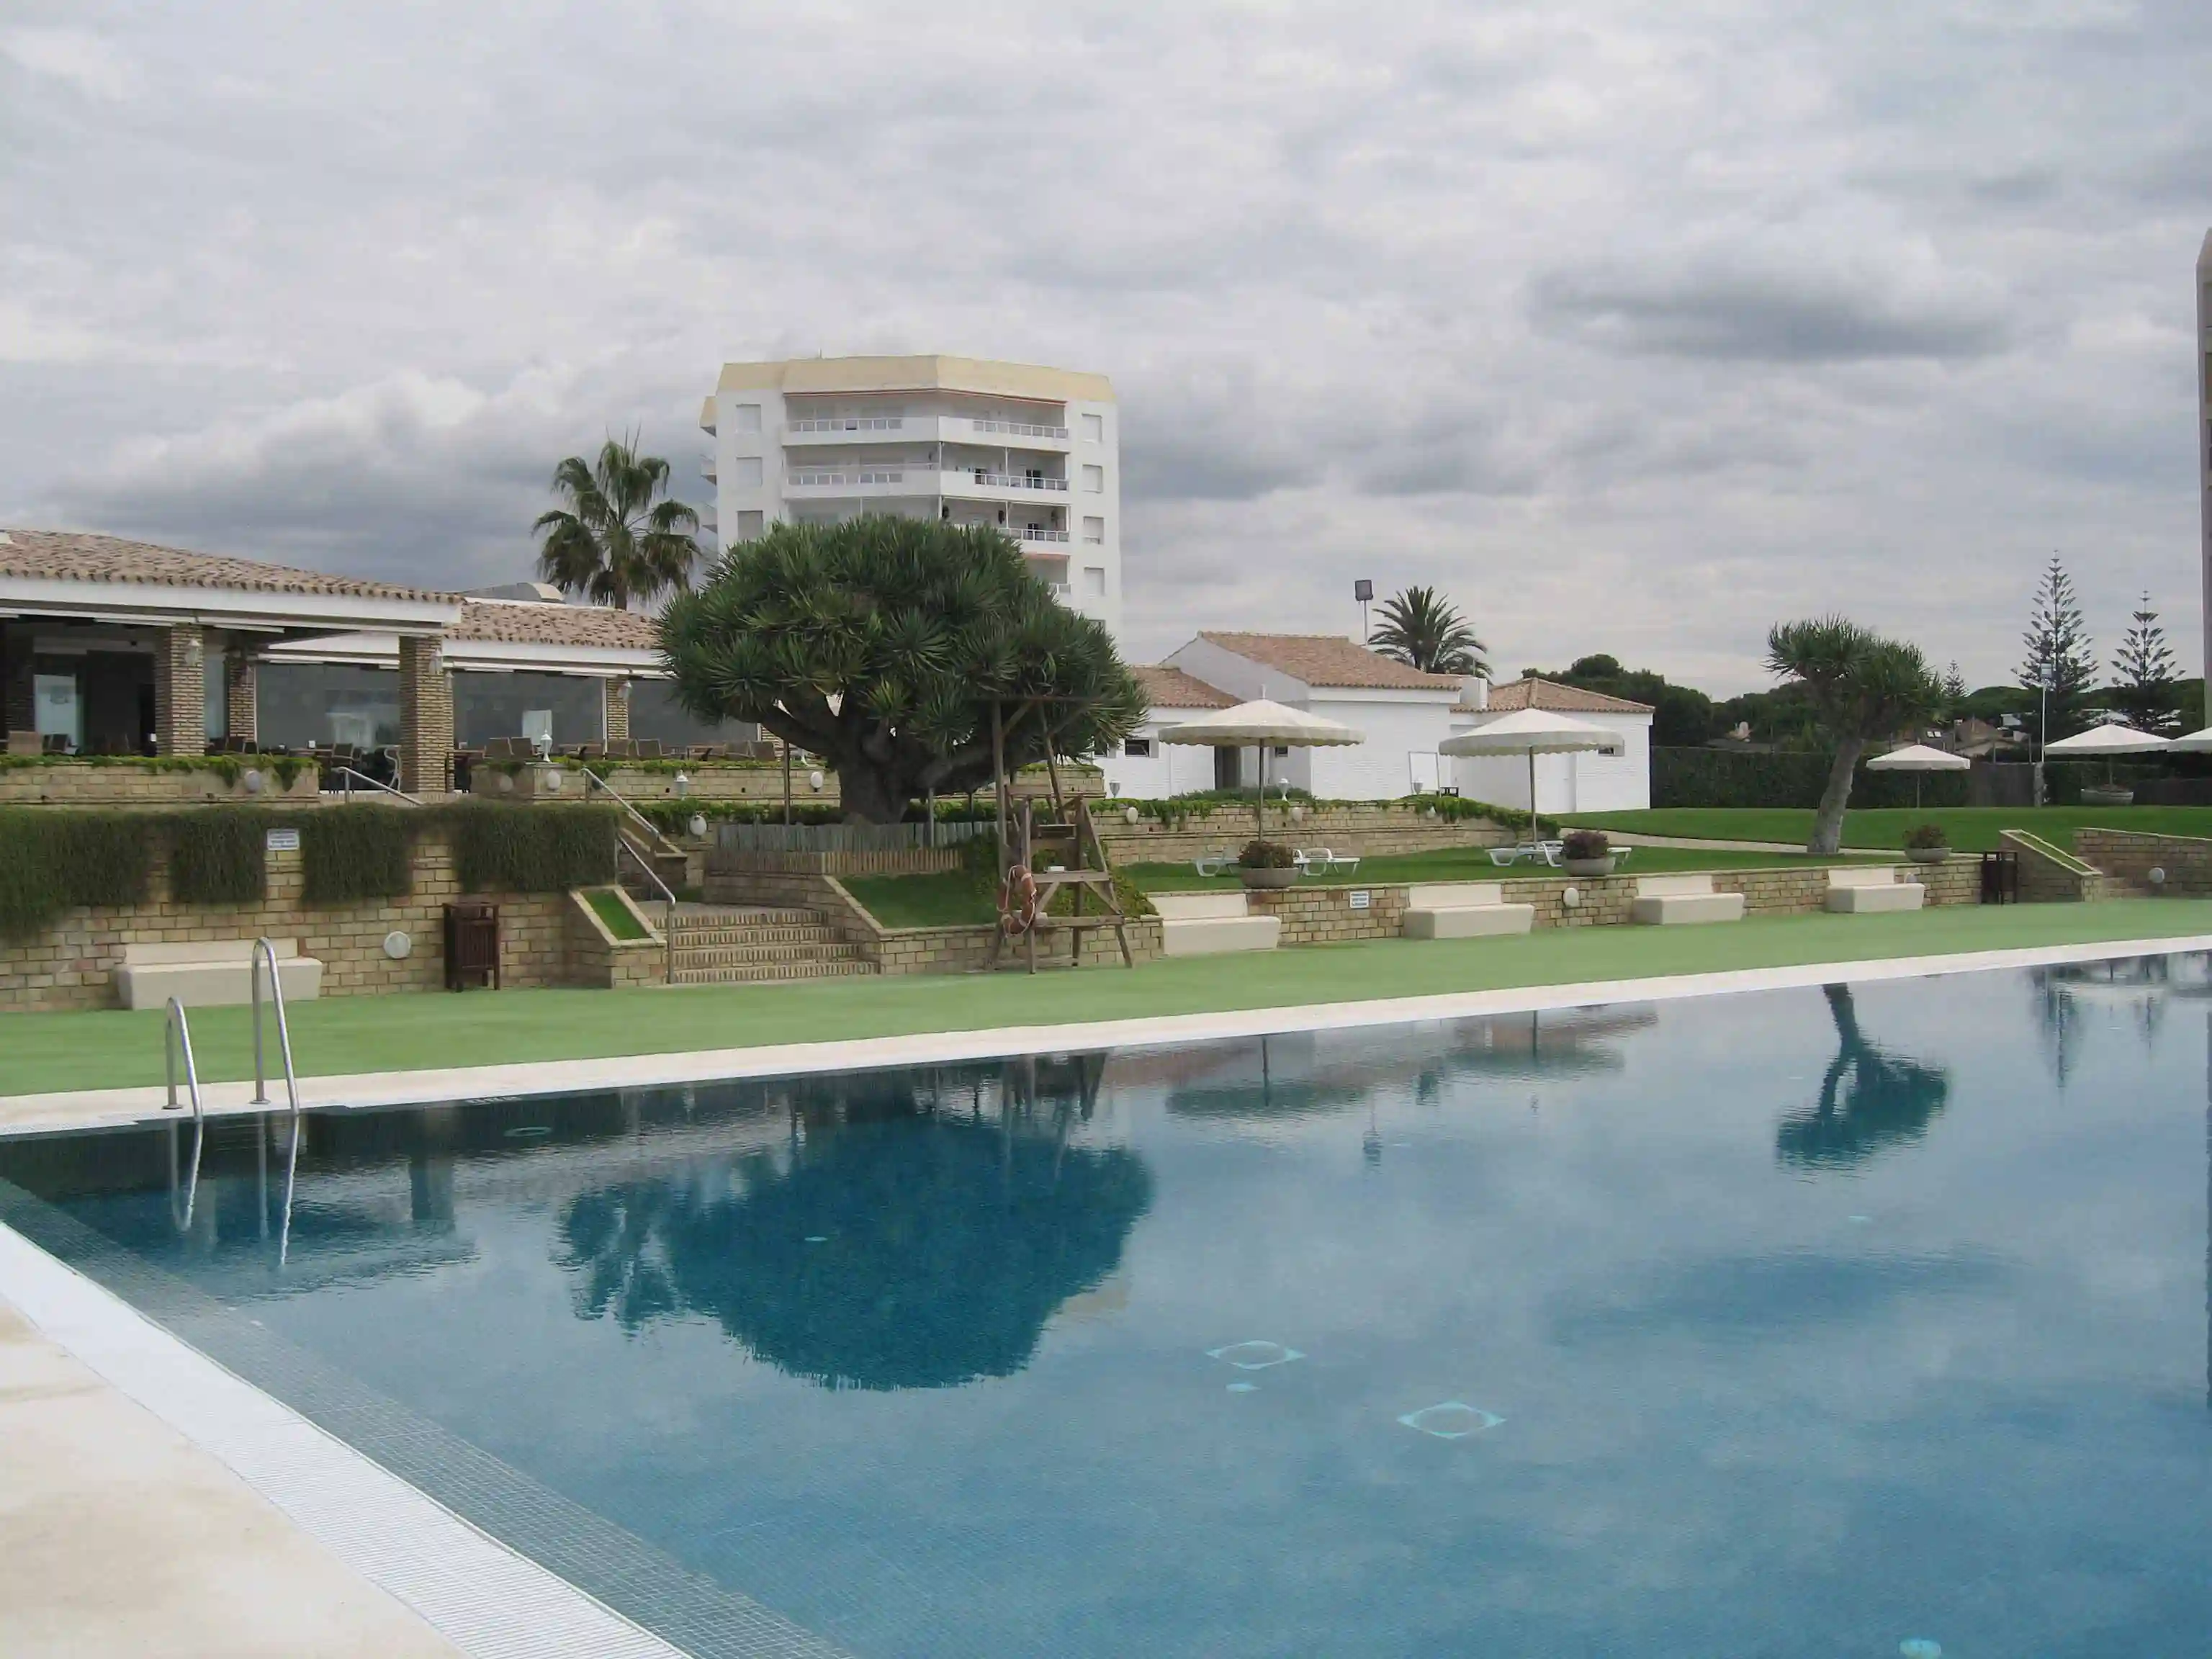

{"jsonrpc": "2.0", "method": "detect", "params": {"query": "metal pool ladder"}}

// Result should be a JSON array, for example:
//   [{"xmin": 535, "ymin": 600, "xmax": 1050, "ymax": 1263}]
[
  {"xmin": 163, "ymin": 997, "xmax": 205, "ymax": 1228},
  {"xmin": 250, "ymin": 938, "xmax": 308, "ymax": 1264}
]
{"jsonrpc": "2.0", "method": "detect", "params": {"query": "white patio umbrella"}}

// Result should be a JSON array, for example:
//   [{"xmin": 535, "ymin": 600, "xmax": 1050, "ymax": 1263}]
[
  {"xmin": 2042, "ymin": 721, "xmax": 2171, "ymax": 790},
  {"xmin": 1156, "ymin": 698, "xmax": 1362, "ymax": 839},
  {"xmin": 1865, "ymin": 742, "xmax": 1970, "ymax": 808},
  {"xmin": 1439, "ymin": 708, "xmax": 1624, "ymax": 822},
  {"xmin": 2162, "ymin": 726, "xmax": 2212, "ymax": 752}
]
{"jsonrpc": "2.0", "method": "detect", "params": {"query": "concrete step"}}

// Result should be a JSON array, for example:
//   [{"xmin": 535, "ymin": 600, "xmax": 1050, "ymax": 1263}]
[
  {"xmin": 669, "ymin": 906, "xmax": 821, "ymax": 928},
  {"xmin": 666, "ymin": 925, "xmax": 842, "ymax": 948},
  {"xmin": 668, "ymin": 959, "xmax": 878, "ymax": 986},
  {"xmin": 673, "ymin": 942, "xmax": 864, "ymax": 968}
]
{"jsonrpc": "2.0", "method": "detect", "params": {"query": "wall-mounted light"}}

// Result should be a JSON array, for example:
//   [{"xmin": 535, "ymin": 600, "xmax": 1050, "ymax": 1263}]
[
  {"xmin": 688, "ymin": 813, "xmax": 709, "ymax": 839},
  {"xmin": 808, "ymin": 770, "xmax": 824, "ymax": 792},
  {"xmin": 673, "ymin": 770, "xmax": 691, "ymax": 799}
]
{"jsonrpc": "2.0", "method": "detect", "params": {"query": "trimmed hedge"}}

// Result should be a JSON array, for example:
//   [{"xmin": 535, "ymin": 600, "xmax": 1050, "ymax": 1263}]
[
  {"xmin": 451, "ymin": 802, "xmax": 618, "ymax": 893},
  {"xmin": 1653, "ymin": 747, "xmax": 1974, "ymax": 810},
  {"xmin": 168, "ymin": 809, "xmax": 267, "ymax": 904},
  {"xmin": 302, "ymin": 806, "xmax": 414, "ymax": 902},
  {"xmin": 0, "ymin": 810, "xmax": 153, "ymax": 937}
]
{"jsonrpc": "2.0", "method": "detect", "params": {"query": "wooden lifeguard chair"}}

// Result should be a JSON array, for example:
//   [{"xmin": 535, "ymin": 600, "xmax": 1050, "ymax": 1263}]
[{"xmin": 987, "ymin": 796, "xmax": 1136, "ymax": 974}]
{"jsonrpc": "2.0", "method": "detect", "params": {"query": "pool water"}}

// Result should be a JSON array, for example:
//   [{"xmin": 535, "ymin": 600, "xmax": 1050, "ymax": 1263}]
[{"xmin": 4, "ymin": 958, "xmax": 2209, "ymax": 1657}]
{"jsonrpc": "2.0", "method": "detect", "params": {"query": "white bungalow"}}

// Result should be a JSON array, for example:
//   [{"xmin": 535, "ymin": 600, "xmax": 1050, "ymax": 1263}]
[{"xmin": 1448, "ymin": 678, "xmax": 1653, "ymax": 812}]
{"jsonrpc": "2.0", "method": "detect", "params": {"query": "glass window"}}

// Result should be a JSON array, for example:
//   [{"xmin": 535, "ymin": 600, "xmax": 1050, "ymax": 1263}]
[
  {"xmin": 1081, "ymin": 413, "xmax": 1104, "ymax": 442},
  {"xmin": 1082, "ymin": 516, "xmax": 1105, "ymax": 544},
  {"xmin": 737, "ymin": 510, "xmax": 765, "ymax": 539},
  {"xmin": 204, "ymin": 652, "xmax": 227, "ymax": 742},
  {"xmin": 1084, "ymin": 566, "xmax": 1107, "ymax": 598},
  {"xmin": 256, "ymin": 663, "xmax": 403, "ymax": 751},
  {"xmin": 35, "ymin": 673, "xmax": 82, "ymax": 751},
  {"xmin": 732, "ymin": 456, "xmax": 764, "ymax": 487},
  {"xmin": 1080, "ymin": 464, "xmax": 1104, "ymax": 493},
  {"xmin": 452, "ymin": 671, "xmax": 603, "ymax": 749},
  {"xmin": 732, "ymin": 403, "xmax": 762, "ymax": 432},
  {"xmin": 628, "ymin": 679, "xmax": 760, "ymax": 750}
]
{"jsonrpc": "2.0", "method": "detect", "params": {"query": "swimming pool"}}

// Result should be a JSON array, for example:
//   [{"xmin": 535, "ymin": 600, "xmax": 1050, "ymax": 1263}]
[{"xmin": 3, "ymin": 956, "xmax": 2208, "ymax": 1656}]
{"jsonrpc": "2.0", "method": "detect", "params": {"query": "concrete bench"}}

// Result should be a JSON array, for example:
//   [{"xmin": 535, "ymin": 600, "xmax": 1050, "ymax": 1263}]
[
  {"xmin": 1150, "ymin": 891, "xmax": 1282, "ymax": 958},
  {"xmin": 1402, "ymin": 881, "xmax": 1535, "ymax": 940},
  {"xmin": 1824, "ymin": 866, "xmax": 1925, "ymax": 914},
  {"xmin": 114, "ymin": 938, "xmax": 325, "ymax": 1010},
  {"xmin": 1629, "ymin": 873, "xmax": 1745, "ymax": 926}
]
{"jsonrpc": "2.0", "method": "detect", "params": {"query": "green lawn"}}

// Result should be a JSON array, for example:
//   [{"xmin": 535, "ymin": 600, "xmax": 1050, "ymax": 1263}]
[
  {"xmin": 1565, "ymin": 805, "xmax": 2212, "ymax": 853},
  {"xmin": 584, "ymin": 886, "xmax": 649, "ymax": 940},
  {"xmin": 843, "ymin": 872, "xmax": 994, "ymax": 928},
  {"xmin": 8, "ymin": 899, "xmax": 2211, "ymax": 1098}
]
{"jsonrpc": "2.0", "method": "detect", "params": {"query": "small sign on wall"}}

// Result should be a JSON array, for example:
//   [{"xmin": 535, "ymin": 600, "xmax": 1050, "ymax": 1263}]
[
  {"xmin": 1348, "ymin": 889, "xmax": 1371, "ymax": 910},
  {"xmin": 266, "ymin": 827, "xmax": 301, "ymax": 853}
]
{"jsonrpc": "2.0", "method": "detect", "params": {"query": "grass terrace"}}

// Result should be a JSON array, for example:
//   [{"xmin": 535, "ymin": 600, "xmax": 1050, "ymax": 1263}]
[
  {"xmin": 1564, "ymin": 806, "xmax": 2212, "ymax": 853},
  {"xmin": 8, "ymin": 900, "xmax": 2210, "ymax": 1100},
  {"xmin": 845, "ymin": 844, "xmax": 1897, "ymax": 929}
]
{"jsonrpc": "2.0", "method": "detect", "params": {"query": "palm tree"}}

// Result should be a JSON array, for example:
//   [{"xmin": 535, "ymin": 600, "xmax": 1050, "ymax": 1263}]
[
  {"xmin": 1766, "ymin": 617, "xmax": 1944, "ymax": 855},
  {"xmin": 532, "ymin": 435, "xmax": 701, "ymax": 610},
  {"xmin": 1368, "ymin": 585, "xmax": 1487, "ymax": 675}
]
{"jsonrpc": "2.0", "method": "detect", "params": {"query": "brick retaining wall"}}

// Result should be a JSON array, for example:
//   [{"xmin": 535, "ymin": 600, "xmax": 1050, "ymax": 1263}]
[
  {"xmin": 2074, "ymin": 829, "xmax": 2212, "ymax": 897},
  {"xmin": 1094, "ymin": 804, "xmax": 1511, "ymax": 864},
  {"xmin": 0, "ymin": 764, "xmax": 323, "ymax": 808},
  {"xmin": 1, "ymin": 824, "xmax": 576, "ymax": 1012}
]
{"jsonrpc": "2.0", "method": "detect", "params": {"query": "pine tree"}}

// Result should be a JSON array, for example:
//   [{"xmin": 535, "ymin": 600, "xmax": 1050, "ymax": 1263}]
[
  {"xmin": 1941, "ymin": 662, "xmax": 1967, "ymax": 709},
  {"xmin": 2018, "ymin": 556, "xmax": 2098, "ymax": 742},
  {"xmin": 2109, "ymin": 593, "xmax": 2180, "ymax": 734}
]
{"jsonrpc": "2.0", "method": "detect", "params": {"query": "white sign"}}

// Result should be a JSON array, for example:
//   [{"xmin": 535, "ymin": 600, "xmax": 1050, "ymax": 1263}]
[
  {"xmin": 266, "ymin": 828, "xmax": 301, "ymax": 853},
  {"xmin": 1348, "ymin": 889, "xmax": 1371, "ymax": 911}
]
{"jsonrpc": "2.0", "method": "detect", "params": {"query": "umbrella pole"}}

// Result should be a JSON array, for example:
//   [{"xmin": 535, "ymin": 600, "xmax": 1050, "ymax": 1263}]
[
  {"xmin": 1257, "ymin": 745, "xmax": 1267, "ymax": 841},
  {"xmin": 1527, "ymin": 749, "xmax": 1538, "ymax": 830}
]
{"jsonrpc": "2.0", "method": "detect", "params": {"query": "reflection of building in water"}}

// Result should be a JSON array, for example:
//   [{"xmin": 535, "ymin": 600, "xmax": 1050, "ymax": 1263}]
[
  {"xmin": 1774, "ymin": 985, "xmax": 1951, "ymax": 1170},
  {"xmin": 1148, "ymin": 1007, "xmax": 1660, "ymax": 1123},
  {"xmin": 2031, "ymin": 953, "xmax": 2212, "ymax": 1086}
]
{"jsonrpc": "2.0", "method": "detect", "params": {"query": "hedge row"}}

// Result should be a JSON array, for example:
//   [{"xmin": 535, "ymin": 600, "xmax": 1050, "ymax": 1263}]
[
  {"xmin": 1653, "ymin": 748, "xmax": 1974, "ymax": 810},
  {"xmin": 0, "ymin": 803, "xmax": 620, "ymax": 938}
]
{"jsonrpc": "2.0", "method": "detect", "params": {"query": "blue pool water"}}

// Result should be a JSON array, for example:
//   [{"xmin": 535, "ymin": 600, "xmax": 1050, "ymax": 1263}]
[{"xmin": 4, "ymin": 958, "xmax": 2210, "ymax": 1657}]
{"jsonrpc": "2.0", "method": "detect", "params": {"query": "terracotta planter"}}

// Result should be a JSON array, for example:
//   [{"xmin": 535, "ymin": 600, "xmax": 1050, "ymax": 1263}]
[
  {"xmin": 1238, "ymin": 866, "xmax": 1298, "ymax": 889},
  {"xmin": 1905, "ymin": 846, "xmax": 1950, "ymax": 864},
  {"xmin": 1562, "ymin": 855, "xmax": 1617, "ymax": 877}
]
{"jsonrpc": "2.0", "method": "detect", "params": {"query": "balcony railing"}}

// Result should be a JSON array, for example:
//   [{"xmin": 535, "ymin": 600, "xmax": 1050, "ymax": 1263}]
[
  {"xmin": 971, "ymin": 418, "xmax": 1069, "ymax": 440},
  {"xmin": 791, "ymin": 417, "xmax": 904, "ymax": 433},
  {"xmin": 965, "ymin": 471, "xmax": 1068, "ymax": 492},
  {"xmin": 1017, "ymin": 527, "xmax": 1070, "ymax": 544},
  {"xmin": 788, "ymin": 469, "xmax": 907, "ymax": 487}
]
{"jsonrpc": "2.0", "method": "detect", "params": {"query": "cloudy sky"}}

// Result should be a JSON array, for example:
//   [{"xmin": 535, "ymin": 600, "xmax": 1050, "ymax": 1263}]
[{"xmin": 3, "ymin": 1, "xmax": 2208, "ymax": 692}]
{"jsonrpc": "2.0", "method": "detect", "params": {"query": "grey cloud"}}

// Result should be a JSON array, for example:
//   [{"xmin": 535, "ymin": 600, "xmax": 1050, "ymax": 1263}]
[{"xmin": 1529, "ymin": 262, "xmax": 2015, "ymax": 363}]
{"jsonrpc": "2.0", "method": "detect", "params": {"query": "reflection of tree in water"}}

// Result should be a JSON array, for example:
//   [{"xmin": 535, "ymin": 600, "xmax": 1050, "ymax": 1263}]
[
  {"xmin": 557, "ymin": 1058, "xmax": 1151, "ymax": 1390},
  {"xmin": 1776, "ymin": 986, "xmax": 1951, "ymax": 1169}
]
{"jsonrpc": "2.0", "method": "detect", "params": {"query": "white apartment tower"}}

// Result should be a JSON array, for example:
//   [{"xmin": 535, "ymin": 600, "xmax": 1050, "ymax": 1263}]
[
  {"xmin": 700, "ymin": 355, "xmax": 1123, "ymax": 638},
  {"xmin": 2199, "ymin": 232, "xmax": 2212, "ymax": 688}
]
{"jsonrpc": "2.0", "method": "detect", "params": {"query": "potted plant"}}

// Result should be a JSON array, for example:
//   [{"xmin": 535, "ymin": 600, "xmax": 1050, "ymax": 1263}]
[
  {"xmin": 1903, "ymin": 823, "xmax": 1950, "ymax": 864},
  {"xmin": 1560, "ymin": 829, "xmax": 1618, "ymax": 876},
  {"xmin": 1238, "ymin": 839, "xmax": 1300, "ymax": 889}
]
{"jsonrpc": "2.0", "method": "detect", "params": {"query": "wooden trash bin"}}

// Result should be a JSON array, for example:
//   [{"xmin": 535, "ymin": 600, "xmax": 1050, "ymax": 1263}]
[{"xmin": 444, "ymin": 900, "xmax": 501, "ymax": 990}]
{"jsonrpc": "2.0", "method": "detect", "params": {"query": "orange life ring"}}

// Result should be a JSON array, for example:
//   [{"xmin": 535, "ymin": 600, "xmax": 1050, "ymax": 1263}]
[{"xmin": 997, "ymin": 864, "xmax": 1040, "ymax": 935}]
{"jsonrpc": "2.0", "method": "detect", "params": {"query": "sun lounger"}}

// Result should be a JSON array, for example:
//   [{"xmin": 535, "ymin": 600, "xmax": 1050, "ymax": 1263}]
[
  {"xmin": 1487, "ymin": 840, "xmax": 1564, "ymax": 868},
  {"xmin": 1151, "ymin": 891, "xmax": 1282, "ymax": 956},
  {"xmin": 1401, "ymin": 882, "xmax": 1535, "ymax": 940},
  {"xmin": 1293, "ymin": 848, "xmax": 1361, "ymax": 876},
  {"xmin": 1824, "ymin": 866, "xmax": 1925, "ymax": 914},
  {"xmin": 1192, "ymin": 849, "xmax": 1236, "ymax": 877},
  {"xmin": 1629, "ymin": 873, "xmax": 1745, "ymax": 925}
]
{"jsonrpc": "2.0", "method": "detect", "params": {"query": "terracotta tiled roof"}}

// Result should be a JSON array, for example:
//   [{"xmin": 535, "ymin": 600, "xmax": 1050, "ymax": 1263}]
[
  {"xmin": 449, "ymin": 598, "xmax": 662, "ymax": 650},
  {"xmin": 0, "ymin": 528, "xmax": 451, "ymax": 601},
  {"xmin": 1195, "ymin": 631, "xmax": 1464, "ymax": 691},
  {"xmin": 1133, "ymin": 664, "xmax": 1235, "ymax": 709},
  {"xmin": 1471, "ymin": 677, "xmax": 1654, "ymax": 715}
]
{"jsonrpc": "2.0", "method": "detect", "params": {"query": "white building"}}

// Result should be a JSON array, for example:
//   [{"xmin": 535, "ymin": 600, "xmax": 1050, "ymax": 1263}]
[
  {"xmin": 701, "ymin": 354, "xmax": 1123, "ymax": 637},
  {"xmin": 1105, "ymin": 665, "xmax": 1238, "ymax": 798},
  {"xmin": 1447, "ymin": 678, "xmax": 1653, "ymax": 814}
]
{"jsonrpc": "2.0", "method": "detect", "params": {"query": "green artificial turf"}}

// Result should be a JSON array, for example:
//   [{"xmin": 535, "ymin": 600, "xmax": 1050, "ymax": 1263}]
[
  {"xmin": 1564, "ymin": 805, "xmax": 2212, "ymax": 853},
  {"xmin": 7, "ymin": 899, "xmax": 2211, "ymax": 1098},
  {"xmin": 584, "ymin": 886, "xmax": 649, "ymax": 940}
]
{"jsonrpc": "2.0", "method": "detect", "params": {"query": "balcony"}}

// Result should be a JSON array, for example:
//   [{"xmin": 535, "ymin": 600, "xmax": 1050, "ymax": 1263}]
[
  {"xmin": 787, "ymin": 469, "xmax": 912, "ymax": 490},
  {"xmin": 969, "ymin": 417, "xmax": 1069, "ymax": 441},
  {"xmin": 1015, "ymin": 526, "xmax": 1069, "ymax": 544},
  {"xmin": 791, "ymin": 416, "xmax": 905, "ymax": 433}
]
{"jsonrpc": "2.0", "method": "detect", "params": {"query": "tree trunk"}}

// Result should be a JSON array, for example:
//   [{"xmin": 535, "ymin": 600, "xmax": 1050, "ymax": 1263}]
[
  {"xmin": 837, "ymin": 765, "xmax": 909, "ymax": 825},
  {"xmin": 1807, "ymin": 737, "xmax": 1864, "ymax": 855}
]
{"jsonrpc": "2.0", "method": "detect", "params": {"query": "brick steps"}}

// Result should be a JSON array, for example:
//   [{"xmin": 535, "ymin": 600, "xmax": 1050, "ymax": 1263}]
[
  {"xmin": 669, "ymin": 959, "xmax": 876, "ymax": 986},
  {"xmin": 662, "ymin": 901, "xmax": 876, "ymax": 986},
  {"xmin": 667, "ymin": 925, "xmax": 842, "ymax": 949},
  {"xmin": 674, "ymin": 942, "xmax": 861, "ymax": 968}
]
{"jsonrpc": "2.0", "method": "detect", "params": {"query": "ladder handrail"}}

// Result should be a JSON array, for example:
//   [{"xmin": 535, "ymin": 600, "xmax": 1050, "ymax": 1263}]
[
  {"xmin": 250, "ymin": 937, "xmax": 302, "ymax": 1117},
  {"xmin": 333, "ymin": 765, "xmax": 423, "ymax": 806},
  {"xmin": 163, "ymin": 997, "xmax": 205, "ymax": 1230}
]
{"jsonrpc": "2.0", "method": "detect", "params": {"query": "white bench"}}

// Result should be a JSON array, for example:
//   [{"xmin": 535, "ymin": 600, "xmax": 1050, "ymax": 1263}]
[
  {"xmin": 1150, "ymin": 891, "xmax": 1282, "ymax": 957},
  {"xmin": 1825, "ymin": 866, "xmax": 1925, "ymax": 914},
  {"xmin": 1629, "ymin": 873, "xmax": 1746, "ymax": 926},
  {"xmin": 1402, "ymin": 881, "xmax": 1535, "ymax": 940},
  {"xmin": 114, "ymin": 938, "xmax": 325, "ymax": 1010}
]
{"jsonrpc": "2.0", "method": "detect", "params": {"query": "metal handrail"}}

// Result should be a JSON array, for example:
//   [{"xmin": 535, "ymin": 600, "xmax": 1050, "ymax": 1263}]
[
  {"xmin": 163, "ymin": 997, "xmax": 205, "ymax": 1230},
  {"xmin": 582, "ymin": 767, "xmax": 686, "ymax": 860},
  {"xmin": 333, "ymin": 765, "xmax": 423, "ymax": 806},
  {"xmin": 250, "ymin": 938, "xmax": 301, "ymax": 1115}
]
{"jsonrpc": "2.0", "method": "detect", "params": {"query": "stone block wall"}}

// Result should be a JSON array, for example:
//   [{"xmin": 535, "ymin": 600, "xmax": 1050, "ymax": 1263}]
[
  {"xmin": 2074, "ymin": 829, "xmax": 2212, "ymax": 896},
  {"xmin": 565, "ymin": 889, "xmax": 667, "ymax": 989},
  {"xmin": 1094, "ymin": 804, "xmax": 1510, "ymax": 864},
  {"xmin": 2001, "ymin": 831, "xmax": 2106, "ymax": 902},
  {"xmin": 152, "ymin": 624, "xmax": 206, "ymax": 758},
  {"xmin": 869, "ymin": 917, "xmax": 1163, "ymax": 976},
  {"xmin": 398, "ymin": 634, "xmax": 453, "ymax": 796},
  {"xmin": 1, "ymin": 824, "xmax": 577, "ymax": 1012},
  {"xmin": 0, "ymin": 763, "xmax": 323, "ymax": 808}
]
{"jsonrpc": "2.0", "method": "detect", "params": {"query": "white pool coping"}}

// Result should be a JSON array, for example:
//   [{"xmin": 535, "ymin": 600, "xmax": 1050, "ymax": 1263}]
[
  {"xmin": 0, "ymin": 1220, "xmax": 693, "ymax": 1659},
  {"xmin": 9, "ymin": 932, "xmax": 2211, "ymax": 1139}
]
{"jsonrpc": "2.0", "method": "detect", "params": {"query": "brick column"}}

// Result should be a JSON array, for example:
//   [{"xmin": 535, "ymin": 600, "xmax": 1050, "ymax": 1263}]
[
  {"xmin": 399, "ymin": 633, "xmax": 454, "ymax": 795},
  {"xmin": 151, "ymin": 623, "xmax": 207, "ymax": 757},
  {"xmin": 225, "ymin": 653, "xmax": 258, "ymax": 745},
  {"xmin": 603, "ymin": 678, "xmax": 631, "ymax": 742}
]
